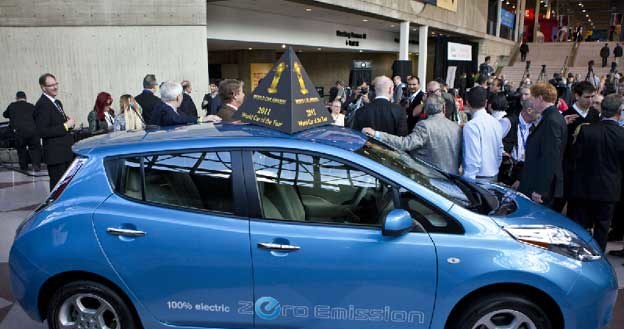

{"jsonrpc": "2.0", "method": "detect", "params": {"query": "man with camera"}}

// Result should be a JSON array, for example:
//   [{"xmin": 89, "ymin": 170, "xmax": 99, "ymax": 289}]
[{"xmin": 345, "ymin": 82, "xmax": 370, "ymax": 127}]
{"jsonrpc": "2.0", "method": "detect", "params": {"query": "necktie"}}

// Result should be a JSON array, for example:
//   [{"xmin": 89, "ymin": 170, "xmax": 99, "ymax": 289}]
[{"xmin": 53, "ymin": 99, "xmax": 67, "ymax": 120}]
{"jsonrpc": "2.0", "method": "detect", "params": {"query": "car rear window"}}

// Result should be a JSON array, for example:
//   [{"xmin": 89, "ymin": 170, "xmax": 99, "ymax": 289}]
[{"xmin": 105, "ymin": 152, "xmax": 235, "ymax": 215}]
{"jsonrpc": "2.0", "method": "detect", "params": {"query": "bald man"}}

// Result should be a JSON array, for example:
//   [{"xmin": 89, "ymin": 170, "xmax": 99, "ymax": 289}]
[{"xmin": 352, "ymin": 76, "xmax": 408, "ymax": 136}]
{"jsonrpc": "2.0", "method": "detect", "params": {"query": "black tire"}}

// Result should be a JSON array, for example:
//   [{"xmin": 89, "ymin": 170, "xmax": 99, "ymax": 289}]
[
  {"xmin": 454, "ymin": 293, "xmax": 552, "ymax": 329},
  {"xmin": 47, "ymin": 280, "xmax": 137, "ymax": 329}
]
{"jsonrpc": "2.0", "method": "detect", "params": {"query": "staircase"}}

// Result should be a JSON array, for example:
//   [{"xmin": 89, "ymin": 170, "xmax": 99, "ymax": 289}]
[{"xmin": 500, "ymin": 43, "xmax": 574, "ymax": 88}]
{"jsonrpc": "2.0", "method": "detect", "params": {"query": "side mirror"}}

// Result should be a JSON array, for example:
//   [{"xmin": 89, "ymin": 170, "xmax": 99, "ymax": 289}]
[{"xmin": 382, "ymin": 209, "xmax": 415, "ymax": 236}]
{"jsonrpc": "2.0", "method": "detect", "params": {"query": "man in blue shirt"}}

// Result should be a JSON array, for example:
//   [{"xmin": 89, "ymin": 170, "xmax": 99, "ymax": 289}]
[{"xmin": 462, "ymin": 86, "xmax": 503, "ymax": 182}]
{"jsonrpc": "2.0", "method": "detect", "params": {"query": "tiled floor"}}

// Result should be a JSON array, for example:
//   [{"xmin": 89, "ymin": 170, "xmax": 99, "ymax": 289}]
[{"xmin": 0, "ymin": 165, "xmax": 622, "ymax": 328}]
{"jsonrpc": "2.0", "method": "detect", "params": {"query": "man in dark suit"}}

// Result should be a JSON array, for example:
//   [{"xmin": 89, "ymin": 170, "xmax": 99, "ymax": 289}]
[
  {"xmin": 201, "ymin": 82, "xmax": 221, "ymax": 116},
  {"xmin": 216, "ymin": 79, "xmax": 245, "ymax": 122},
  {"xmin": 150, "ymin": 81, "xmax": 222, "ymax": 126},
  {"xmin": 554, "ymin": 81, "xmax": 601, "ymax": 213},
  {"xmin": 3, "ymin": 91, "xmax": 42, "ymax": 171},
  {"xmin": 352, "ymin": 76, "xmax": 408, "ymax": 137},
  {"xmin": 179, "ymin": 80, "xmax": 198, "ymax": 118},
  {"xmin": 600, "ymin": 43, "xmax": 610, "ymax": 67},
  {"xmin": 519, "ymin": 83, "xmax": 567, "ymax": 208},
  {"xmin": 135, "ymin": 74, "xmax": 162, "ymax": 125},
  {"xmin": 569, "ymin": 94, "xmax": 624, "ymax": 251},
  {"xmin": 520, "ymin": 42, "xmax": 529, "ymax": 62},
  {"xmin": 33, "ymin": 73, "xmax": 76, "ymax": 190},
  {"xmin": 401, "ymin": 76, "xmax": 425, "ymax": 132},
  {"xmin": 479, "ymin": 56, "xmax": 494, "ymax": 79}
]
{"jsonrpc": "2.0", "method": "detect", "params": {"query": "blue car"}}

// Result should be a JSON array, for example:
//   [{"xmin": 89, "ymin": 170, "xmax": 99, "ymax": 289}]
[{"xmin": 9, "ymin": 124, "xmax": 618, "ymax": 329}]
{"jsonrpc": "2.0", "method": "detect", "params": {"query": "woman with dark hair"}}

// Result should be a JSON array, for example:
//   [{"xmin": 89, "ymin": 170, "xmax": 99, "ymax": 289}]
[{"xmin": 87, "ymin": 92, "xmax": 114, "ymax": 133}]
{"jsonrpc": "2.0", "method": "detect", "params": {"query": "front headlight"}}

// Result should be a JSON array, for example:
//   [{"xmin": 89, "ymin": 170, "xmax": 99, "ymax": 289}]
[{"xmin": 503, "ymin": 225, "xmax": 601, "ymax": 262}]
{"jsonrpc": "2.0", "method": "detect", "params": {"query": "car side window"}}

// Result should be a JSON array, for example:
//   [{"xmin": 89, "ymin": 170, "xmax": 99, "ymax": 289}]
[
  {"xmin": 252, "ymin": 150, "xmax": 395, "ymax": 226},
  {"xmin": 112, "ymin": 152, "xmax": 235, "ymax": 214},
  {"xmin": 398, "ymin": 187, "xmax": 464, "ymax": 234}
]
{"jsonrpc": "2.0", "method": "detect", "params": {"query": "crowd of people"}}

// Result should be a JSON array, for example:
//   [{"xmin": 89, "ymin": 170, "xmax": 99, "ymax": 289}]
[
  {"xmin": 326, "ymin": 60, "xmax": 624, "ymax": 259},
  {"xmin": 4, "ymin": 60, "xmax": 624, "ymax": 261},
  {"xmin": 2, "ymin": 73, "xmax": 251, "ymax": 190}
]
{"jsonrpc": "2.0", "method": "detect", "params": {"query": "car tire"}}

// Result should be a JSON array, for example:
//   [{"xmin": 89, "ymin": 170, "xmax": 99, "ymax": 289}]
[
  {"xmin": 453, "ymin": 293, "xmax": 552, "ymax": 329},
  {"xmin": 47, "ymin": 280, "xmax": 137, "ymax": 329}
]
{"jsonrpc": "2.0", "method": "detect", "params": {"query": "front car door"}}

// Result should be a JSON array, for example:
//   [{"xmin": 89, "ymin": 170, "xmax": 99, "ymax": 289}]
[
  {"xmin": 244, "ymin": 149, "xmax": 438, "ymax": 329},
  {"xmin": 93, "ymin": 150, "xmax": 253, "ymax": 328}
]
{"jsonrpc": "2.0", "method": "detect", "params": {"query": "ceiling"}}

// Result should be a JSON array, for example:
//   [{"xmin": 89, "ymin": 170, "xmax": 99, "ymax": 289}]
[{"xmin": 534, "ymin": 0, "xmax": 624, "ymax": 30}]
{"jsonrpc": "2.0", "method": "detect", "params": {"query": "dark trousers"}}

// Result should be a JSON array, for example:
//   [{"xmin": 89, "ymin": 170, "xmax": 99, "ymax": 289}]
[
  {"xmin": 520, "ymin": 53, "xmax": 527, "ymax": 62},
  {"xmin": 610, "ymin": 201, "xmax": 624, "ymax": 240},
  {"xmin": 571, "ymin": 201, "xmax": 615, "ymax": 251},
  {"xmin": 47, "ymin": 161, "xmax": 71, "ymax": 191},
  {"xmin": 15, "ymin": 134, "xmax": 42, "ymax": 170},
  {"xmin": 602, "ymin": 57, "xmax": 608, "ymax": 67}
]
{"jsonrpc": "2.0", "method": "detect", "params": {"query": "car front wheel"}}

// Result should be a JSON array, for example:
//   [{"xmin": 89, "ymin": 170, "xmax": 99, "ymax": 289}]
[
  {"xmin": 48, "ymin": 280, "xmax": 137, "ymax": 329},
  {"xmin": 454, "ymin": 294, "xmax": 552, "ymax": 329}
]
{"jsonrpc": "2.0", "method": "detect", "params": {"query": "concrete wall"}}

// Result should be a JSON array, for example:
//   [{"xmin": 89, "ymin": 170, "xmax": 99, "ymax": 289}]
[
  {"xmin": 208, "ymin": 50, "xmax": 419, "ymax": 96},
  {"xmin": 0, "ymin": 0, "xmax": 208, "ymax": 125}
]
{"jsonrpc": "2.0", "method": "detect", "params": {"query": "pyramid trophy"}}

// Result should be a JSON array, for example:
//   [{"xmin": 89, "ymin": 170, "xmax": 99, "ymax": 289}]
[{"xmin": 233, "ymin": 47, "xmax": 331, "ymax": 134}]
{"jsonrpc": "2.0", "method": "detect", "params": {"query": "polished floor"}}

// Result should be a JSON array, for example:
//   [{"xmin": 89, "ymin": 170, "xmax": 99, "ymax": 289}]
[{"xmin": 0, "ymin": 165, "xmax": 623, "ymax": 328}]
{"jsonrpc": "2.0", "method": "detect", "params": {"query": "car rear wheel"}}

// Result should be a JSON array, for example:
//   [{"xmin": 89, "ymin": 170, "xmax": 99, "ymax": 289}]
[
  {"xmin": 48, "ymin": 280, "xmax": 137, "ymax": 329},
  {"xmin": 454, "ymin": 294, "xmax": 552, "ymax": 329}
]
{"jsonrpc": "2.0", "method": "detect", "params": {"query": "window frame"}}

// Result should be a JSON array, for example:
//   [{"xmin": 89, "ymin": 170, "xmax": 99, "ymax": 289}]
[
  {"xmin": 104, "ymin": 148, "xmax": 249, "ymax": 218},
  {"xmin": 242, "ymin": 147, "xmax": 464, "ymax": 234}
]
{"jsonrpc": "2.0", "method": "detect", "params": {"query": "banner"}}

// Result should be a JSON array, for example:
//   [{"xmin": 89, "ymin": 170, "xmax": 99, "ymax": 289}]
[
  {"xmin": 501, "ymin": 9, "xmax": 515, "ymax": 29},
  {"xmin": 448, "ymin": 42, "xmax": 472, "ymax": 61},
  {"xmin": 436, "ymin": 0, "xmax": 457, "ymax": 12}
]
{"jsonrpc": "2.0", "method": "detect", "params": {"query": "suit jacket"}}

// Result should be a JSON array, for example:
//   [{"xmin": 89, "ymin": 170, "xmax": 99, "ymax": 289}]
[
  {"xmin": 135, "ymin": 90, "xmax": 162, "ymax": 125},
  {"xmin": 570, "ymin": 120, "xmax": 624, "ymax": 202},
  {"xmin": 403, "ymin": 91, "xmax": 425, "ymax": 132},
  {"xmin": 600, "ymin": 46, "xmax": 610, "ymax": 58},
  {"xmin": 217, "ymin": 105, "xmax": 237, "ymax": 122},
  {"xmin": 150, "ymin": 102, "xmax": 197, "ymax": 126},
  {"xmin": 352, "ymin": 98, "xmax": 408, "ymax": 137},
  {"xmin": 3, "ymin": 101, "xmax": 37, "ymax": 137},
  {"xmin": 378, "ymin": 112, "xmax": 462, "ymax": 175},
  {"xmin": 179, "ymin": 93, "xmax": 198, "ymax": 118},
  {"xmin": 519, "ymin": 106, "xmax": 567, "ymax": 199},
  {"xmin": 615, "ymin": 45, "xmax": 623, "ymax": 58},
  {"xmin": 34, "ymin": 95, "xmax": 74, "ymax": 165}
]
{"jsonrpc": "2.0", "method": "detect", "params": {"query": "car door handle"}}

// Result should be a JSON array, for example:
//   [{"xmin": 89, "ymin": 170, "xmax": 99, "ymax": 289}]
[
  {"xmin": 258, "ymin": 242, "xmax": 300, "ymax": 252},
  {"xmin": 106, "ymin": 227, "xmax": 146, "ymax": 237}
]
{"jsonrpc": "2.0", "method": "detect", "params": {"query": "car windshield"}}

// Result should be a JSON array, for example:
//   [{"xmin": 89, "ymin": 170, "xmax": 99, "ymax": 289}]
[{"xmin": 355, "ymin": 138, "xmax": 472, "ymax": 207}]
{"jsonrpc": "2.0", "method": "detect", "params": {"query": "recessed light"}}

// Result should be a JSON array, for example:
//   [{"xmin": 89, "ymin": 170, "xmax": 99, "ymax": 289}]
[
  {"xmin": 582, "ymin": 9, "xmax": 586, "ymax": 12},
  {"xmin": 305, "ymin": 8, "xmax": 312, "ymax": 12},
  {"xmin": 586, "ymin": 14, "xmax": 589, "ymax": 17},
  {"xmin": 362, "ymin": 19, "xmax": 368, "ymax": 22},
  {"xmin": 317, "ymin": 48, "xmax": 322, "ymax": 51},
  {"xmin": 248, "ymin": 47, "xmax": 253, "ymax": 50},
  {"xmin": 359, "ymin": 50, "xmax": 363, "ymax": 53},
  {"xmin": 281, "ymin": 44, "xmax": 286, "ymax": 48},
  {"xmin": 390, "ymin": 24, "xmax": 395, "ymax": 28}
]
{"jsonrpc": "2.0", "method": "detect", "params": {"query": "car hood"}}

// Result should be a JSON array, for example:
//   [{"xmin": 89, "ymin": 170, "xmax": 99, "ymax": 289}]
[{"xmin": 484, "ymin": 186, "xmax": 595, "ymax": 244}]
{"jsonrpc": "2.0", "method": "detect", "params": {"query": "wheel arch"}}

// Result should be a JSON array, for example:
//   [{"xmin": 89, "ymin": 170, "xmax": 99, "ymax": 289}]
[
  {"xmin": 443, "ymin": 283, "xmax": 564, "ymax": 329},
  {"xmin": 37, "ymin": 270, "xmax": 144, "ymax": 329}
]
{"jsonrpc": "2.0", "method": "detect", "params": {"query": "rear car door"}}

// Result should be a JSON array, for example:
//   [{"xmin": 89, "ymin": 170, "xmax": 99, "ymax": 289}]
[
  {"xmin": 93, "ymin": 150, "xmax": 253, "ymax": 328},
  {"xmin": 245, "ymin": 149, "xmax": 438, "ymax": 329}
]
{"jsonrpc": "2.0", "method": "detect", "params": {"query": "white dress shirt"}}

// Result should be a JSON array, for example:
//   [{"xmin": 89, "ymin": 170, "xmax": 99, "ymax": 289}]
[
  {"xmin": 512, "ymin": 114, "xmax": 533, "ymax": 162},
  {"xmin": 572, "ymin": 103, "xmax": 589, "ymax": 118},
  {"xmin": 492, "ymin": 111, "xmax": 511, "ymax": 136},
  {"xmin": 462, "ymin": 109, "xmax": 504, "ymax": 179}
]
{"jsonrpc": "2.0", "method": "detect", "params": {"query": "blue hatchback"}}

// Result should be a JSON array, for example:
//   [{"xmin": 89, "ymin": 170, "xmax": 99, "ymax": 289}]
[{"xmin": 9, "ymin": 123, "xmax": 618, "ymax": 329}]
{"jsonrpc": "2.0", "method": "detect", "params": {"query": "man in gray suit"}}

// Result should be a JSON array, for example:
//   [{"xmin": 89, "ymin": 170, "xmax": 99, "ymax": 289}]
[{"xmin": 362, "ymin": 94, "xmax": 462, "ymax": 175}]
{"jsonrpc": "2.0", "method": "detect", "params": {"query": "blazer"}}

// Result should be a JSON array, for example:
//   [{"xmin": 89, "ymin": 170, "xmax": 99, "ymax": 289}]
[
  {"xmin": 352, "ymin": 98, "xmax": 408, "ymax": 137},
  {"xmin": 519, "ymin": 106, "xmax": 567, "ymax": 199},
  {"xmin": 34, "ymin": 95, "xmax": 74, "ymax": 165},
  {"xmin": 150, "ymin": 102, "xmax": 197, "ymax": 126},
  {"xmin": 3, "ymin": 100, "xmax": 37, "ymax": 137},
  {"xmin": 378, "ymin": 112, "xmax": 462, "ymax": 175},
  {"xmin": 135, "ymin": 90, "xmax": 162, "ymax": 125},
  {"xmin": 570, "ymin": 120, "xmax": 624, "ymax": 202},
  {"xmin": 217, "ymin": 105, "xmax": 237, "ymax": 122},
  {"xmin": 179, "ymin": 93, "xmax": 198, "ymax": 118}
]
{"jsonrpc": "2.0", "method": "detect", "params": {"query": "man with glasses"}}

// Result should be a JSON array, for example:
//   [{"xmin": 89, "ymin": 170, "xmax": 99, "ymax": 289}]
[{"xmin": 33, "ymin": 73, "xmax": 76, "ymax": 190}]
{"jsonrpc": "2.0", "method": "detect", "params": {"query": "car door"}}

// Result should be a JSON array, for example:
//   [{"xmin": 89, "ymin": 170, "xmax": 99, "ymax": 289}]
[
  {"xmin": 244, "ymin": 149, "xmax": 438, "ymax": 329},
  {"xmin": 93, "ymin": 150, "xmax": 253, "ymax": 328}
]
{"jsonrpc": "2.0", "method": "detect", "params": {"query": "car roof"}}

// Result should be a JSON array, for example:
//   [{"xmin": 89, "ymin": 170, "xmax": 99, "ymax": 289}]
[{"xmin": 73, "ymin": 123, "xmax": 368, "ymax": 155}]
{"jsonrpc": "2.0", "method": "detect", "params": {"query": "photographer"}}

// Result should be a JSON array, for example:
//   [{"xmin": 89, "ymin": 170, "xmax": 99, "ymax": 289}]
[{"xmin": 345, "ymin": 82, "xmax": 370, "ymax": 127}]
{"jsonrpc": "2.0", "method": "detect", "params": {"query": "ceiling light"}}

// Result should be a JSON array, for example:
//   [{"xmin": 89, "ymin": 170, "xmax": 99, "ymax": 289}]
[
  {"xmin": 390, "ymin": 24, "xmax": 395, "ymax": 28},
  {"xmin": 362, "ymin": 19, "xmax": 368, "ymax": 22},
  {"xmin": 582, "ymin": 9, "xmax": 586, "ymax": 12},
  {"xmin": 317, "ymin": 48, "xmax": 322, "ymax": 51},
  {"xmin": 359, "ymin": 50, "xmax": 363, "ymax": 53},
  {"xmin": 281, "ymin": 44, "xmax": 286, "ymax": 48},
  {"xmin": 248, "ymin": 47, "xmax": 253, "ymax": 50},
  {"xmin": 305, "ymin": 8, "xmax": 312, "ymax": 12},
  {"xmin": 585, "ymin": 14, "xmax": 589, "ymax": 17}
]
